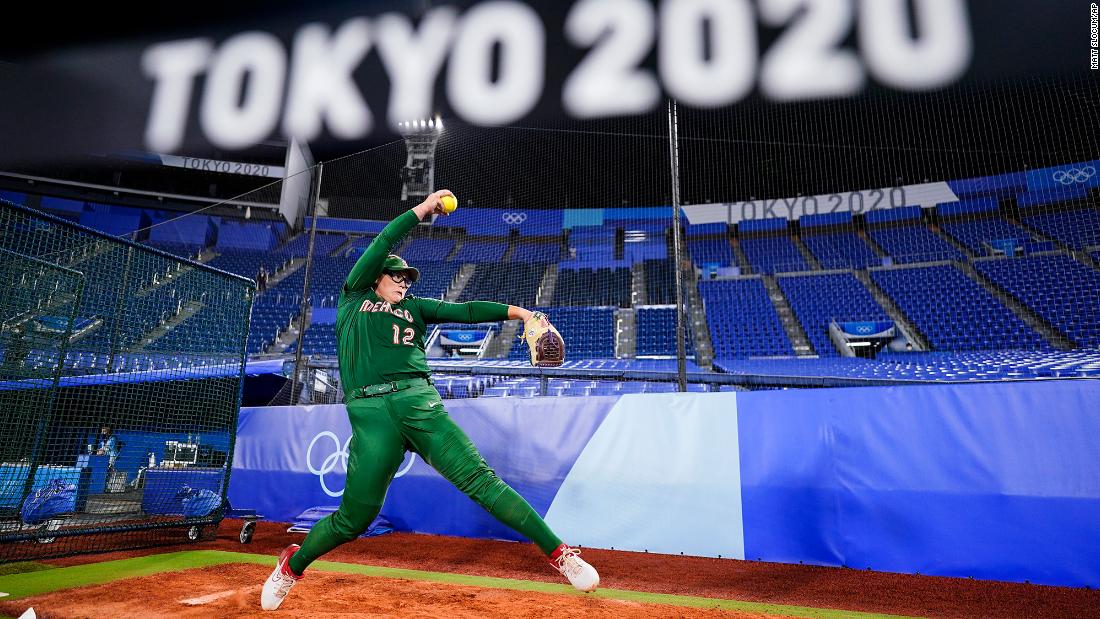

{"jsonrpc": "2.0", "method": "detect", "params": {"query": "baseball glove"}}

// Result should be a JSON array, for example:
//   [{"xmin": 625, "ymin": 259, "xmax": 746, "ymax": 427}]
[{"xmin": 519, "ymin": 311, "xmax": 565, "ymax": 367}]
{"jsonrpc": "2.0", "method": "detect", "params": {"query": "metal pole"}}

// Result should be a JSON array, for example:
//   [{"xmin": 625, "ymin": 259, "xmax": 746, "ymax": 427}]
[
  {"xmin": 668, "ymin": 100, "xmax": 688, "ymax": 392},
  {"xmin": 106, "ymin": 245, "xmax": 134, "ymax": 372},
  {"xmin": 291, "ymin": 162, "xmax": 324, "ymax": 404}
]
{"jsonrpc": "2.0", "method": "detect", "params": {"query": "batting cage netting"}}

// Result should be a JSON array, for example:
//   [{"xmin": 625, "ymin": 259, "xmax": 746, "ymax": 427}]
[{"xmin": 0, "ymin": 200, "xmax": 254, "ymax": 561}]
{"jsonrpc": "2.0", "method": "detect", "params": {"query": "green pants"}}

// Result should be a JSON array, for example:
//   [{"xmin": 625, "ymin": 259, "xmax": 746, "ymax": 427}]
[{"xmin": 289, "ymin": 384, "xmax": 562, "ymax": 574}]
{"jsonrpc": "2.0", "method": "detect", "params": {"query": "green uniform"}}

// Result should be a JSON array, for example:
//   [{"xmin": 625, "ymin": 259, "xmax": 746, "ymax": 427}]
[{"xmin": 289, "ymin": 210, "xmax": 562, "ymax": 575}]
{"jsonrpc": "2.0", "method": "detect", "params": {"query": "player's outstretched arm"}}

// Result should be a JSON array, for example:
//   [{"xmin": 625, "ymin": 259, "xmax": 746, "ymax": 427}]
[
  {"xmin": 417, "ymin": 300, "xmax": 538, "ymax": 325},
  {"xmin": 507, "ymin": 306, "xmax": 536, "ymax": 322},
  {"xmin": 343, "ymin": 189, "xmax": 454, "ymax": 292}
]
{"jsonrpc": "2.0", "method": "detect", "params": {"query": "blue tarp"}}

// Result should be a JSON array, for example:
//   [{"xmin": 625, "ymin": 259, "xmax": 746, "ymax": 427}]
[
  {"xmin": 228, "ymin": 381, "xmax": 1100, "ymax": 587},
  {"xmin": 737, "ymin": 380, "xmax": 1100, "ymax": 586}
]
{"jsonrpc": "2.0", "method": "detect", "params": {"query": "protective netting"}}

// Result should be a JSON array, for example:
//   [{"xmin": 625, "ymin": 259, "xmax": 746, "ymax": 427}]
[
  {"xmin": 0, "ymin": 200, "xmax": 253, "ymax": 561},
  {"xmin": 224, "ymin": 74, "xmax": 1099, "ymax": 400},
  {"xmin": 262, "ymin": 77, "xmax": 1100, "ymax": 399},
  {"xmin": 680, "ymin": 74, "xmax": 1100, "ymax": 363},
  {"xmin": 285, "ymin": 114, "xmax": 709, "ymax": 398}
]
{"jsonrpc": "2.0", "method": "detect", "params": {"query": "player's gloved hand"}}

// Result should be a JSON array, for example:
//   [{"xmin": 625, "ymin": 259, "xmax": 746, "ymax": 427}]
[{"xmin": 519, "ymin": 311, "xmax": 565, "ymax": 367}]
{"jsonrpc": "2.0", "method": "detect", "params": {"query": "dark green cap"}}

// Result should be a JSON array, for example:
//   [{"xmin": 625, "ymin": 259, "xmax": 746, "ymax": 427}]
[{"xmin": 382, "ymin": 254, "xmax": 420, "ymax": 282}]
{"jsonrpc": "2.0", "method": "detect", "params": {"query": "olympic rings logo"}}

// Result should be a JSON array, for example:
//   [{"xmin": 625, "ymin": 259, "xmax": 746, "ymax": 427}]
[
  {"xmin": 306, "ymin": 431, "xmax": 417, "ymax": 497},
  {"xmin": 1051, "ymin": 166, "xmax": 1095, "ymax": 185},
  {"xmin": 502, "ymin": 212, "xmax": 528, "ymax": 225}
]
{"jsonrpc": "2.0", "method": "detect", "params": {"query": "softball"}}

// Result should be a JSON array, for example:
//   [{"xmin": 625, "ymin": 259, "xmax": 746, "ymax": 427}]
[{"xmin": 440, "ymin": 195, "xmax": 458, "ymax": 214}]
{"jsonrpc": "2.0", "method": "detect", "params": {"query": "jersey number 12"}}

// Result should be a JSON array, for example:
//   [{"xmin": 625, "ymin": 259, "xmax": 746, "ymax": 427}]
[{"xmin": 392, "ymin": 324, "xmax": 415, "ymax": 346}]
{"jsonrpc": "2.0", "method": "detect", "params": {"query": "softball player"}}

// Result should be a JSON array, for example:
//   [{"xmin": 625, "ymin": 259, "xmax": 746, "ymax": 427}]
[{"xmin": 262, "ymin": 190, "xmax": 598, "ymax": 611}]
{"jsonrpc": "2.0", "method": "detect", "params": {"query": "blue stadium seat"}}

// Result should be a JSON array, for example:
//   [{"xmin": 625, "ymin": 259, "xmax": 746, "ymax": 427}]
[
  {"xmin": 800, "ymin": 231, "xmax": 879, "ymax": 269},
  {"xmin": 688, "ymin": 236, "xmax": 734, "ymax": 268},
  {"xmin": 778, "ymin": 273, "xmax": 888, "ymax": 356},
  {"xmin": 974, "ymin": 254, "xmax": 1100, "ymax": 347},
  {"xmin": 554, "ymin": 267, "xmax": 631, "ymax": 307},
  {"xmin": 459, "ymin": 263, "xmax": 545, "ymax": 308},
  {"xmin": 510, "ymin": 242, "xmax": 563, "ymax": 263},
  {"xmin": 867, "ymin": 223, "xmax": 964, "ymax": 263},
  {"xmin": 1021, "ymin": 207, "xmax": 1100, "ymax": 249},
  {"xmin": 940, "ymin": 216, "xmax": 1033, "ymax": 255},
  {"xmin": 698, "ymin": 279, "xmax": 792, "ymax": 357},
  {"xmin": 400, "ymin": 238, "xmax": 456, "ymax": 261},
  {"xmin": 739, "ymin": 236, "xmax": 809, "ymax": 273},
  {"xmin": 279, "ymin": 232, "xmax": 348, "ymax": 258},
  {"xmin": 870, "ymin": 264, "xmax": 1047, "ymax": 351},
  {"xmin": 635, "ymin": 307, "xmax": 694, "ymax": 357},
  {"xmin": 452, "ymin": 241, "xmax": 508, "ymax": 263}
]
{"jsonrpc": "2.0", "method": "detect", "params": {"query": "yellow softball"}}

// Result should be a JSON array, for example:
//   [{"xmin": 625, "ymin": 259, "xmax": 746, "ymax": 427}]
[{"xmin": 440, "ymin": 195, "xmax": 458, "ymax": 214}]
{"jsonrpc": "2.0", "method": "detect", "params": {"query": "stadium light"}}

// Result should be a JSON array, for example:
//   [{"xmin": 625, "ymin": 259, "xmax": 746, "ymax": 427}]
[{"xmin": 397, "ymin": 117, "xmax": 444, "ymax": 134}]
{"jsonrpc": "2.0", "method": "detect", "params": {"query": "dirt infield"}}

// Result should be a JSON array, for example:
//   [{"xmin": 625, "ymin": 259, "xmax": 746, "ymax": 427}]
[
  {"xmin": 14, "ymin": 519, "xmax": 1100, "ymax": 618},
  {"xmin": 0, "ymin": 563, "xmax": 779, "ymax": 619}
]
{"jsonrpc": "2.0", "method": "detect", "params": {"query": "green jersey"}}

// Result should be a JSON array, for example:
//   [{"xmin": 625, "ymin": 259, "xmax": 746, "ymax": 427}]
[{"xmin": 336, "ymin": 210, "xmax": 509, "ymax": 390}]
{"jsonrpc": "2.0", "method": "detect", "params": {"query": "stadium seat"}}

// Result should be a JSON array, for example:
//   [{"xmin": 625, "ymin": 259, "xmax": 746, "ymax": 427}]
[
  {"xmin": 870, "ymin": 264, "xmax": 1047, "ymax": 351},
  {"xmin": 778, "ymin": 273, "xmax": 889, "ymax": 356},
  {"xmin": 740, "ymin": 236, "xmax": 809, "ymax": 274},
  {"xmin": 698, "ymin": 279, "xmax": 792, "ymax": 357}
]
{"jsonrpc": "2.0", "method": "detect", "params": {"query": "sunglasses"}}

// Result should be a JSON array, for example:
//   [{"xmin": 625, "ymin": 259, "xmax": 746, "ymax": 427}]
[{"xmin": 386, "ymin": 271, "xmax": 415, "ymax": 287}]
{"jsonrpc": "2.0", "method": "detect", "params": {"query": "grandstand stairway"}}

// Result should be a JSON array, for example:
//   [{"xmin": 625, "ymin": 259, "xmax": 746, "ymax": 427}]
[
  {"xmin": 1077, "ymin": 251, "xmax": 1100, "ymax": 273},
  {"xmin": 328, "ymin": 235, "xmax": 358, "ymax": 257},
  {"xmin": 62, "ymin": 238, "xmax": 116, "ymax": 270},
  {"xmin": 268, "ymin": 310, "xmax": 306, "ymax": 355},
  {"xmin": 687, "ymin": 301, "xmax": 714, "ymax": 368},
  {"xmin": 444, "ymin": 264, "xmax": 477, "ymax": 302},
  {"xmin": 267, "ymin": 258, "xmax": 305, "ymax": 290},
  {"xmin": 852, "ymin": 270, "xmax": 930, "ymax": 351},
  {"xmin": 483, "ymin": 321, "xmax": 519, "ymax": 359},
  {"xmin": 616, "ymin": 308, "xmax": 637, "ymax": 358},
  {"xmin": 792, "ymin": 236, "xmax": 822, "ymax": 270},
  {"xmin": 859, "ymin": 230, "xmax": 889, "ymax": 259},
  {"xmin": 1011, "ymin": 219, "xmax": 1100, "ymax": 273},
  {"xmin": 730, "ymin": 239, "xmax": 753, "ymax": 273},
  {"xmin": 136, "ymin": 264, "xmax": 195, "ymax": 297},
  {"xmin": 931, "ymin": 223, "xmax": 976, "ymax": 259},
  {"xmin": 1006, "ymin": 214, "xmax": 1060, "ymax": 248},
  {"xmin": 761, "ymin": 275, "xmax": 814, "ymax": 356},
  {"xmin": 957, "ymin": 260, "xmax": 1076, "ymax": 350},
  {"xmin": 272, "ymin": 307, "xmax": 311, "ymax": 355},
  {"xmin": 535, "ymin": 265, "xmax": 558, "ymax": 306},
  {"xmin": 682, "ymin": 265, "xmax": 714, "ymax": 368},
  {"xmin": 631, "ymin": 262, "xmax": 648, "ymax": 305},
  {"xmin": 131, "ymin": 300, "xmax": 203, "ymax": 350},
  {"xmin": 444, "ymin": 238, "xmax": 464, "ymax": 261}
]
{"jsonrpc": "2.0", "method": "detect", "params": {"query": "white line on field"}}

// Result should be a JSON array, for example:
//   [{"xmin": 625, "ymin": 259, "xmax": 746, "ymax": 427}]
[{"xmin": 179, "ymin": 589, "xmax": 240, "ymax": 606}]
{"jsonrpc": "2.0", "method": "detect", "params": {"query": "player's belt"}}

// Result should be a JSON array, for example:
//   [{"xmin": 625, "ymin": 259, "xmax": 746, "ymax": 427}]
[{"xmin": 345, "ymin": 376, "xmax": 435, "ymax": 402}]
